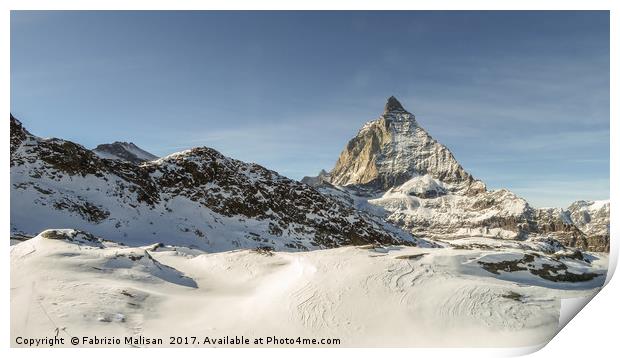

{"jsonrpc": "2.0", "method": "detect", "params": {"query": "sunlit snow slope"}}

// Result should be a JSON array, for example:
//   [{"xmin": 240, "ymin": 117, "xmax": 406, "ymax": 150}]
[{"xmin": 11, "ymin": 230, "xmax": 606, "ymax": 347}]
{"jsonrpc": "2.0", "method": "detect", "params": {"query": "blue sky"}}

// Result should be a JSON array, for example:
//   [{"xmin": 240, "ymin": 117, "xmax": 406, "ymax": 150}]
[{"xmin": 11, "ymin": 11, "xmax": 609, "ymax": 208}]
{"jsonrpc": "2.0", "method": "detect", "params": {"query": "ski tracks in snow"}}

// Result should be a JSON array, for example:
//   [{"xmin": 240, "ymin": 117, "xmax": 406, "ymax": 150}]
[
  {"xmin": 436, "ymin": 284, "xmax": 558, "ymax": 331},
  {"xmin": 288, "ymin": 257, "xmax": 341, "ymax": 332}
]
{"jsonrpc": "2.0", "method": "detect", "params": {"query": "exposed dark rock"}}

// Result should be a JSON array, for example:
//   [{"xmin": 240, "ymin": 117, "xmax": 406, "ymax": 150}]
[
  {"xmin": 384, "ymin": 96, "xmax": 407, "ymax": 114},
  {"xmin": 478, "ymin": 253, "xmax": 601, "ymax": 282}
]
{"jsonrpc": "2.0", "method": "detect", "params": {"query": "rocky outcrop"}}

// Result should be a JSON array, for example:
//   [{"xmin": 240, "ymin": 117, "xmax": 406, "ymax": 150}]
[
  {"xmin": 10, "ymin": 114, "xmax": 28, "ymax": 154},
  {"xmin": 532, "ymin": 202, "xmax": 610, "ymax": 252},
  {"xmin": 567, "ymin": 200, "xmax": 610, "ymax": 237},
  {"xmin": 532, "ymin": 208, "xmax": 590, "ymax": 250}
]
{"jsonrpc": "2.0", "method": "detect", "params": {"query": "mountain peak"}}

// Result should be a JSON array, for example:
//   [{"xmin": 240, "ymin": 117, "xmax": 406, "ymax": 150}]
[
  {"xmin": 93, "ymin": 141, "xmax": 158, "ymax": 164},
  {"xmin": 327, "ymin": 96, "xmax": 475, "ymax": 191},
  {"xmin": 384, "ymin": 96, "xmax": 407, "ymax": 114}
]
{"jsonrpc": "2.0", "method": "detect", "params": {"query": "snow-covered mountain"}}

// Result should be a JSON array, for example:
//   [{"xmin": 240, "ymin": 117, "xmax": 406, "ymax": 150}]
[
  {"xmin": 329, "ymin": 96, "xmax": 483, "ymax": 194},
  {"xmin": 10, "ymin": 114, "xmax": 422, "ymax": 252},
  {"xmin": 534, "ymin": 200, "xmax": 610, "ymax": 252},
  {"xmin": 303, "ymin": 97, "xmax": 609, "ymax": 251},
  {"xmin": 93, "ymin": 141, "xmax": 158, "ymax": 164},
  {"xmin": 568, "ymin": 200, "xmax": 610, "ymax": 237}
]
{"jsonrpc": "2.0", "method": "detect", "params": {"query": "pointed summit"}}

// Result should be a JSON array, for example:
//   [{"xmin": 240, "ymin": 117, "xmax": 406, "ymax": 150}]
[
  {"xmin": 327, "ymin": 96, "xmax": 476, "ymax": 191},
  {"xmin": 384, "ymin": 96, "xmax": 406, "ymax": 114}
]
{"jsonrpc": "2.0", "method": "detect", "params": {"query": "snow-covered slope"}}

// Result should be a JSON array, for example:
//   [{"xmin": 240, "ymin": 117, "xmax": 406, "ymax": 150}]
[
  {"xmin": 370, "ymin": 181, "xmax": 532, "ymax": 240},
  {"xmin": 11, "ymin": 230, "xmax": 606, "ymax": 347},
  {"xmin": 304, "ymin": 97, "xmax": 609, "ymax": 251},
  {"xmin": 10, "ymin": 114, "xmax": 422, "ymax": 252},
  {"xmin": 93, "ymin": 142, "xmax": 158, "ymax": 164}
]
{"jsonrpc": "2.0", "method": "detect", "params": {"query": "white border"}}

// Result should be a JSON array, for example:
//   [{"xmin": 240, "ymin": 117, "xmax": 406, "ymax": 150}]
[{"xmin": 1, "ymin": 1, "xmax": 616, "ymax": 357}]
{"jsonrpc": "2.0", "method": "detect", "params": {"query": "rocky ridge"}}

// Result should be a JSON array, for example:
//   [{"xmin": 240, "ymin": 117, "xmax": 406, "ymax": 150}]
[{"xmin": 10, "ymin": 114, "xmax": 424, "ymax": 252}]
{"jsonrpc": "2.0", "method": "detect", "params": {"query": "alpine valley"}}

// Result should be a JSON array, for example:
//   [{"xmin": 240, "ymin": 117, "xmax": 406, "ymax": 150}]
[{"xmin": 10, "ymin": 97, "xmax": 610, "ymax": 348}]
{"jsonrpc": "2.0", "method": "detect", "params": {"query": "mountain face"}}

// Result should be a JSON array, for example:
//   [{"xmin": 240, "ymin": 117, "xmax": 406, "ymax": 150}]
[
  {"xmin": 328, "ymin": 96, "xmax": 484, "ymax": 195},
  {"xmin": 93, "ymin": 141, "xmax": 158, "ymax": 164},
  {"xmin": 303, "ymin": 97, "xmax": 609, "ymax": 251},
  {"xmin": 566, "ymin": 200, "xmax": 610, "ymax": 251},
  {"xmin": 567, "ymin": 200, "xmax": 610, "ymax": 237},
  {"xmin": 10, "ymin": 114, "xmax": 423, "ymax": 252},
  {"xmin": 530, "ymin": 201, "xmax": 610, "ymax": 252}
]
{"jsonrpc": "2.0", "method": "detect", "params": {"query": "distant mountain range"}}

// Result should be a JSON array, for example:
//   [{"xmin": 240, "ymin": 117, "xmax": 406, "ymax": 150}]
[{"xmin": 9, "ymin": 97, "xmax": 609, "ymax": 252}]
